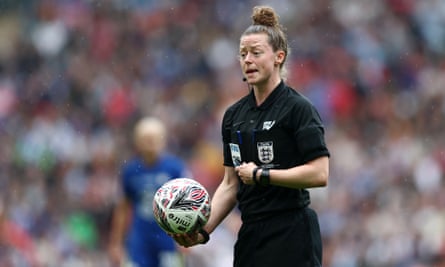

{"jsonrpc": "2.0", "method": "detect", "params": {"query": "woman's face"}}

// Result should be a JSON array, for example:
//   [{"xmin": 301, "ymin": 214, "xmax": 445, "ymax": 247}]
[
  {"xmin": 239, "ymin": 33, "xmax": 282, "ymax": 86},
  {"xmin": 135, "ymin": 126, "xmax": 166, "ymax": 162}
]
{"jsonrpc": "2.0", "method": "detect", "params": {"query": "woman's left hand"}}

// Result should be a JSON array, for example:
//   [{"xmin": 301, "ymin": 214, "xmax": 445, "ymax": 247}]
[{"xmin": 235, "ymin": 162, "xmax": 258, "ymax": 185}]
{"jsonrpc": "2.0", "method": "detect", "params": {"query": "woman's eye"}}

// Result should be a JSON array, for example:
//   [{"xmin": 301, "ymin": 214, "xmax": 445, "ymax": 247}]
[
  {"xmin": 253, "ymin": 51, "xmax": 264, "ymax": 57},
  {"xmin": 238, "ymin": 51, "xmax": 262, "ymax": 59}
]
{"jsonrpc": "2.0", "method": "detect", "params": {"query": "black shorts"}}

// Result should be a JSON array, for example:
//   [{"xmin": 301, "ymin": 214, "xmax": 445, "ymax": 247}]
[{"xmin": 234, "ymin": 207, "xmax": 322, "ymax": 267}]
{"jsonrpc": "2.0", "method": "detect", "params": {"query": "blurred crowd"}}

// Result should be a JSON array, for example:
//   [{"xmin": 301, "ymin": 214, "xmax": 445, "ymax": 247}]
[{"xmin": 0, "ymin": 0, "xmax": 444, "ymax": 266}]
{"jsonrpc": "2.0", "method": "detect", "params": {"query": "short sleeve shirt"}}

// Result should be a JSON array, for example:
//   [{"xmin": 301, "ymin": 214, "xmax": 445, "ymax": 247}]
[{"xmin": 221, "ymin": 81, "xmax": 330, "ymax": 221}]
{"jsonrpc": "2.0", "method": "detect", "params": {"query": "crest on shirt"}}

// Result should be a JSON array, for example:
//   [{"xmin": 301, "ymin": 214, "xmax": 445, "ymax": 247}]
[{"xmin": 257, "ymin": 141, "xmax": 274, "ymax": 164}]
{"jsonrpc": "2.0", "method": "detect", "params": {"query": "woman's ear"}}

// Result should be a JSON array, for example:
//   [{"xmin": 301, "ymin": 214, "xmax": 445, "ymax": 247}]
[{"xmin": 275, "ymin": 50, "xmax": 286, "ymax": 65}]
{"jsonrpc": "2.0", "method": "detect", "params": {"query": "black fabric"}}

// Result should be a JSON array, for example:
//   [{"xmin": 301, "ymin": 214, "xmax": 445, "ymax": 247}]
[
  {"xmin": 295, "ymin": 126, "xmax": 329, "ymax": 163},
  {"xmin": 233, "ymin": 207, "xmax": 322, "ymax": 267},
  {"xmin": 221, "ymin": 81, "xmax": 330, "ymax": 220}
]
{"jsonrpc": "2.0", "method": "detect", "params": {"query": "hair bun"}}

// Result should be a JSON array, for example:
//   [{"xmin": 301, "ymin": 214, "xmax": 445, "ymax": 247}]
[{"xmin": 251, "ymin": 6, "xmax": 279, "ymax": 27}]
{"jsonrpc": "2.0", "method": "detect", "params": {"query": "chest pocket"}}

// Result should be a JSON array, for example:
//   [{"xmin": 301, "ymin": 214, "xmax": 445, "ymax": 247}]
[
  {"xmin": 231, "ymin": 126, "xmax": 298, "ymax": 168},
  {"xmin": 255, "ymin": 127, "xmax": 297, "ymax": 167}
]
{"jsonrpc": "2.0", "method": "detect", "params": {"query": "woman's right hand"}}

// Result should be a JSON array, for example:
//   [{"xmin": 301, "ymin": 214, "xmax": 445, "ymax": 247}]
[{"xmin": 170, "ymin": 231, "xmax": 206, "ymax": 248}]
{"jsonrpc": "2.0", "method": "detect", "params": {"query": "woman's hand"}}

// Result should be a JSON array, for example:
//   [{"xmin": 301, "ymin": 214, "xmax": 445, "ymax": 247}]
[
  {"xmin": 235, "ymin": 162, "xmax": 258, "ymax": 185},
  {"xmin": 170, "ymin": 231, "xmax": 206, "ymax": 248}
]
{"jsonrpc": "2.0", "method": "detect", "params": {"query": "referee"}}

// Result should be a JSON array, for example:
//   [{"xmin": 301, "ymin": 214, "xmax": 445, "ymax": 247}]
[{"xmin": 173, "ymin": 5, "xmax": 330, "ymax": 267}]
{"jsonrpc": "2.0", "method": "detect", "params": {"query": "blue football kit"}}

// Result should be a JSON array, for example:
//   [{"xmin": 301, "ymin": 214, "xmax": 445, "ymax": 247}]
[{"xmin": 121, "ymin": 154, "xmax": 189, "ymax": 267}]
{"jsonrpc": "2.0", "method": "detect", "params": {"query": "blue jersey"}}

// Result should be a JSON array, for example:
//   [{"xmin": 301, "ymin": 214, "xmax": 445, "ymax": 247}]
[{"xmin": 121, "ymin": 153, "xmax": 189, "ymax": 267}]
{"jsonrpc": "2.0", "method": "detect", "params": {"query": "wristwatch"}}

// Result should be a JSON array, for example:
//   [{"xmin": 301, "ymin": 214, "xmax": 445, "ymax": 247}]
[
  {"xmin": 199, "ymin": 228, "xmax": 210, "ymax": 244},
  {"xmin": 259, "ymin": 168, "xmax": 270, "ymax": 186}
]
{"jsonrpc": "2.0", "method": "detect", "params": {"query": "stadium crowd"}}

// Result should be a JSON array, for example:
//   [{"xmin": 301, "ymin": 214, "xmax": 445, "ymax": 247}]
[{"xmin": 0, "ymin": 0, "xmax": 444, "ymax": 266}]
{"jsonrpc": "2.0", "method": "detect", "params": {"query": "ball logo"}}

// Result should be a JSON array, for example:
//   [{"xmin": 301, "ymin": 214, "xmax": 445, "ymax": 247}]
[{"xmin": 168, "ymin": 213, "xmax": 192, "ymax": 231}]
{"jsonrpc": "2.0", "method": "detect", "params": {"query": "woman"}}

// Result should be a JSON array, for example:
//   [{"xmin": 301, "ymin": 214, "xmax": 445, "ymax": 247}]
[
  {"xmin": 109, "ymin": 117, "xmax": 187, "ymax": 267},
  {"xmin": 173, "ymin": 6, "xmax": 330, "ymax": 267}
]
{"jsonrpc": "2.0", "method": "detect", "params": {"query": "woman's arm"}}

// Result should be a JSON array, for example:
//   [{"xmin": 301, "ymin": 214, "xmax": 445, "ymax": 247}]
[
  {"xmin": 202, "ymin": 166, "xmax": 239, "ymax": 234},
  {"xmin": 108, "ymin": 198, "xmax": 131, "ymax": 264},
  {"xmin": 172, "ymin": 166, "xmax": 239, "ymax": 247},
  {"xmin": 235, "ymin": 156, "xmax": 329, "ymax": 189},
  {"xmin": 268, "ymin": 156, "xmax": 329, "ymax": 188}
]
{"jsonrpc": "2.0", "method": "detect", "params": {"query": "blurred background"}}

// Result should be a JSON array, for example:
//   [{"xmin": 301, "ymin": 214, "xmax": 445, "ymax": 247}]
[{"xmin": 0, "ymin": 0, "xmax": 444, "ymax": 266}]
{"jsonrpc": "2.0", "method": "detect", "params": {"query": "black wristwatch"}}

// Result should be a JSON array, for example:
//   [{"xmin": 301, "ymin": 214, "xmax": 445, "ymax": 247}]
[
  {"xmin": 252, "ymin": 167, "xmax": 261, "ymax": 185},
  {"xmin": 199, "ymin": 228, "xmax": 210, "ymax": 244},
  {"xmin": 259, "ymin": 168, "xmax": 270, "ymax": 186}
]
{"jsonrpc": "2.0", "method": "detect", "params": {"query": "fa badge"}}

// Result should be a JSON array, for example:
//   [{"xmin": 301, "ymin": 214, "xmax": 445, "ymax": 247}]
[{"xmin": 257, "ymin": 141, "xmax": 274, "ymax": 164}]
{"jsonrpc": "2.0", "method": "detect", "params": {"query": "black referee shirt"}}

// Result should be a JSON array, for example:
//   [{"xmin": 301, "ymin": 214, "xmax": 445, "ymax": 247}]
[{"xmin": 222, "ymin": 81, "xmax": 330, "ymax": 222}]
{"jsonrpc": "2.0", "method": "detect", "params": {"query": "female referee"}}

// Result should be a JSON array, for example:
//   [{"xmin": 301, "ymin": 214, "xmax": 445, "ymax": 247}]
[{"xmin": 173, "ymin": 5, "xmax": 330, "ymax": 267}]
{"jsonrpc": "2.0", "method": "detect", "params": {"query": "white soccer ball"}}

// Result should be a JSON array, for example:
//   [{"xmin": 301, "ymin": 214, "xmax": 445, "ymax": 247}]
[{"xmin": 153, "ymin": 178, "xmax": 211, "ymax": 234}]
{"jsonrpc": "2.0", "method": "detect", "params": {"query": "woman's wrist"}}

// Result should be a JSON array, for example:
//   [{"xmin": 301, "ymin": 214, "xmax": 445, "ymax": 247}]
[
  {"xmin": 198, "ymin": 228, "xmax": 210, "ymax": 244},
  {"xmin": 259, "ymin": 168, "xmax": 270, "ymax": 186},
  {"xmin": 253, "ymin": 167, "xmax": 271, "ymax": 186},
  {"xmin": 252, "ymin": 167, "xmax": 261, "ymax": 185}
]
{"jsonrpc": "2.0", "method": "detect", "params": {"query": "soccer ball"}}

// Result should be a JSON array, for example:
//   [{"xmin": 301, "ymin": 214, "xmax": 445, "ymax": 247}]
[{"xmin": 153, "ymin": 178, "xmax": 211, "ymax": 234}]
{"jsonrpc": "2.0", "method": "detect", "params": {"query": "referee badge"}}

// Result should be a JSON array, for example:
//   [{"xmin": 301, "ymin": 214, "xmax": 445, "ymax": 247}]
[
  {"xmin": 229, "ymin": 143, "xmax": 242, "ymax": 166},
  {"xmin": 257, "ymin": 141, "xmax": 274, "ymax": 164}
]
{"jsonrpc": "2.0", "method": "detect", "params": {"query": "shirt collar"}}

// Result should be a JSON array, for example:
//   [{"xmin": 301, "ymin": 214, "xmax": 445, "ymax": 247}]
[{"xmin": 248, "ymin": 80, "xmax": 285, "ymax": 110}]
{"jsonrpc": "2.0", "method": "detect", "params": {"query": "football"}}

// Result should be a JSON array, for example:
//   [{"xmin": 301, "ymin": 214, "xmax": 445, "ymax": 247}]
[{"xmin": 153, "ymin": 178, "xmax": 211, "ymax": 234}]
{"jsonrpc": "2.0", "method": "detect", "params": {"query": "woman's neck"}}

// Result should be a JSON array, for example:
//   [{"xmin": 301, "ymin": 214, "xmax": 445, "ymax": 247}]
[{"xmin": 253, "ymin": 77, "xmax": 281, "ymax": 106}]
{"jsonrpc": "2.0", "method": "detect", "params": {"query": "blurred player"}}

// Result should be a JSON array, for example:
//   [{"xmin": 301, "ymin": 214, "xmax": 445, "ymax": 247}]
[{"xmin": 109, "ymin": 117, "xmax": 189, "ymax": 267}]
